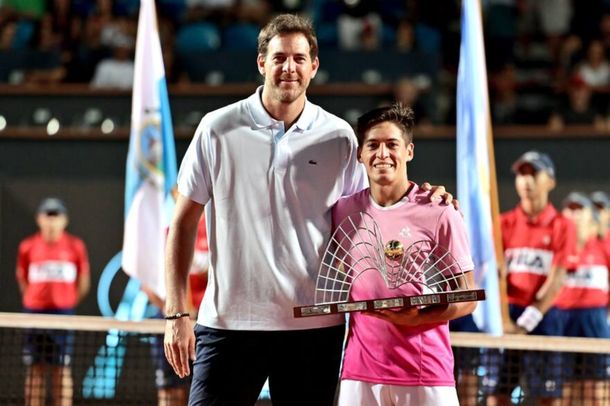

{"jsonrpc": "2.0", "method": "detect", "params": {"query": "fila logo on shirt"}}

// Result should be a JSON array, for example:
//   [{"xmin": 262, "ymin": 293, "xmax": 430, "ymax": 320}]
[
  {"xmin": 505, "ymin": 248, "xmax": 553, "ymax": 275},
  {"xmin": 565, "ymin": 265, "xmax": 609, "ymax": 290},
  {"xmin": 28, "ymin": 261, "xmax": 77, "ymax": 283}
]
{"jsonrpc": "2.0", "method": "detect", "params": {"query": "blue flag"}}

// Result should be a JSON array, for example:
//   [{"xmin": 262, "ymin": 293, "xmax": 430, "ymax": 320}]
[
  {"xmin": 456, "ymin": 0, "xmax": 503, "ymax": 335},
  {"xmin": 122, "ymin": 0, "xmax": 177, "ymax": 299}
]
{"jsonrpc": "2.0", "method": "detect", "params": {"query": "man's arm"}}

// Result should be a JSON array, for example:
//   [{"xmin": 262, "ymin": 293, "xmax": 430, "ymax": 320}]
[
  {"xmin": 164, "ymin": 193, "xmax": 204, "ymax": 378},
  {"xmin": 16, "ymin": 266, "xmax": 27, "ymax": 297},
  {"xmin": 507, "ymin": 265, "xmax": 567, "ymax": 334},
  {"xmin": 77, "ymin": 265, "xmax": 91, "ymax": 304},
  {"xmin": 534, "ymin": 265, "xmax": 567, "ymax": 313}
]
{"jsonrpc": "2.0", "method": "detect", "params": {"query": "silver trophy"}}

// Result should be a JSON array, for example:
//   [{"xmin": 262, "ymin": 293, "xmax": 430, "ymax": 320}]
[{"xmin": 294, "ymin": 212, "xmax": 485, "ymax": 317}]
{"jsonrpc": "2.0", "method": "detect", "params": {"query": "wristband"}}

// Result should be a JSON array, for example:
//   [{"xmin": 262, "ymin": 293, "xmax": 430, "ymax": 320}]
[
  {"xmin": 164, "ymin": 312, "xmax": 190, "ymax": 320},
  {"xmin": 516, "ymin": 306, "xmax": 543, "ymax": 333}
]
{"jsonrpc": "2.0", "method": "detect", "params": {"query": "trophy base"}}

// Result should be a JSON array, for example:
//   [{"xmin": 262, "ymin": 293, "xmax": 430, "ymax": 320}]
[{"xmin": 293, "ymin": 289, "xmax": 486, "ymax": 318}]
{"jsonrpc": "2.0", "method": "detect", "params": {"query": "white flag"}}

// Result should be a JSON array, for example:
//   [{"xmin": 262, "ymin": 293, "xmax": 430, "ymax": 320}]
[{"xmin": 122, "ymin": 0, "xmax": 177, "ymax": 299}]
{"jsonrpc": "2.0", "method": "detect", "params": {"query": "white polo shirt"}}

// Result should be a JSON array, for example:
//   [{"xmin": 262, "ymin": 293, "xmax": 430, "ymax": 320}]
[{"xmin": 178, "ymin": 87, "xmax": 367, "ymax": 330}]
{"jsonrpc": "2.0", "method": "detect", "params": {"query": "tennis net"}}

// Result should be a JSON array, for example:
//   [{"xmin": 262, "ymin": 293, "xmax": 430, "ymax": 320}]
[
  {"xmin": 0, "ymin": 312, "xmax": 609, "ymax": 405},
  {"xmin": 452, "ymin": 332, "xmax": 610, "ymax": 405}
]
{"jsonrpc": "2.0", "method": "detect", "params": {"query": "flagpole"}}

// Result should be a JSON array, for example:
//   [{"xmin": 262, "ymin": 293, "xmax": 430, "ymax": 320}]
[
  {"xmin": 475, "ymin": 0, "xmax": 510, "ymax": 334},
  {"xmin": 475, "ymin": 0, "xmax": 510, "ymax": 332},
  {"xmin": 486, "ymin": 117, "xmax": 511, "ymax": 331}
]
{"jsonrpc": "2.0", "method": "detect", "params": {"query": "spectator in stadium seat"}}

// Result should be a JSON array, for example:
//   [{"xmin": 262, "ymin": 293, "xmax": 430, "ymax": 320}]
[
  {"xmin": 576, "ymin": 40, "xmax": 610, "ymax": 89},
  {"xmin": 488, "ymin": 151, "xmax": 577, "ymax": 406},
  {"xmin": 64, "ymin": 13, "xmax": 111, "ymax": 83},
  {"xmin": 21, "ymin": 14, "xmax": 67, "ymax": 85},
  {"xmin": 90, "ymin": 25, "xmax": 134, "ymax": 89},
  {"xmin": 521, "ymin": 0, "xmax": 572, "ymax": 66},
  {"xmin": 183, "ymin": 0, "xmax": 236, "ymax": 26},
  {"xmin": 0, "ymin": 19, "xmax": 18, "ymax": 50},
  {"xmin": 393, "ymin": 76, "xmax": 434, "ymax": 126},
  {"xmin": 490, "ymin": 64, "xmax": 539, "ymax": 125},
  {"xmin": 336, "ymin": 1, "xmax": 382, "ymax": 50},
  {"xmin": 599, "ymin": 14, "xmax": 610, "ymax": 56},
  {"xmin": 547, "ymin": 74, "xmax": 605, "ymax": 131},
  {"xmin": 556, "ymin": 192, "xmax": 610, "ymax": 405},
  {"xmin": 395, "ymin": 18, "xmax": 416, "ymax": 52},
  {"xmin": 15, "ymin": 197, "xmax": 90, "ymax": 406}
]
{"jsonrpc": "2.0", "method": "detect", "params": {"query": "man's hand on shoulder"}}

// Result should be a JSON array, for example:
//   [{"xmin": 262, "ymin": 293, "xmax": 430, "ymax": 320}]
[{"xmin": 421, "ymin": 182, "xmax": 460, "ymax": 210}]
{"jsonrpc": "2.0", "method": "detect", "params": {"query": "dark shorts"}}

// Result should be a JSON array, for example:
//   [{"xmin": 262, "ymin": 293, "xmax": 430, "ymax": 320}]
[
  {"xmin": 450, "ymin": 314, "xmax": 501, "ymax": 395},
  {"xmin": 22, "ymin": 308, "xmax": 75, "ymax": 366},
  {"xmin": 494, "ymin": 305, "xmax": 565, "ymax": 399},
  {"xmin": 562, "ymin": 307, "xmax": 610, "ymax": 338},
  {"xmin": 559, "ymin": 307, "xmax": 610, "ymax": 380},
  {"xmin": 188, "ymin": 324, "xmax": 345, "ymax": 406}
]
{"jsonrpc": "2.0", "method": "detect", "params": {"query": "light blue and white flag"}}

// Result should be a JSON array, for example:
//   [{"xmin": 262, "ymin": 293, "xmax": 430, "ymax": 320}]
[
  {"xmin": 456, "ymin": 0, "xmax": 503, "ymax": 335},
  {"xmin": 122, "ymin": 0, "xmax": 177, "ymax": 300}
]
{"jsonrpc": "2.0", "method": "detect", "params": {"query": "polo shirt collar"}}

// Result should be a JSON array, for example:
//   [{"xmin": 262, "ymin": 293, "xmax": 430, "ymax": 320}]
[
  {"xmin": 516, "ymin": 203, "xmax": 558, "ymax": 226},
  {"xmin": 247, "ymin": 86, "xmax": 316, "ymax": 132}
]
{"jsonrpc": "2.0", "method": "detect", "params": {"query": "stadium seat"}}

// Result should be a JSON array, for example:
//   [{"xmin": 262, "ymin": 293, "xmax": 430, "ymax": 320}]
[
  {"xmin": 176, "ymin": 50, "xmax": 259, "ymax": 83},
  {"xmin": 175, "ymin": 22, "xmax": 221, "ymax": 53},
  {"xmin": 415, "ymin": 23, "xmax": 441, "ymax": 54},
  {"xmin": 222, "ymin": 23, "xmax": 259, "ymax": 51},
  {"xmin": 317, "ymin": 49, "xmax": 439, "ymax": 83},
  {"xmin": 316, "ymin": 22, "xmax": 338, "ymax": 47},
  {"xmin": 158, "ymin": 0, "xmax": 186, "ymax": 23},
  {"xmin": 0, "ymin": 49, "xmax": 61, "ymax": 83},
  {"xmin": 13, "ymin": 20, "xmax": 35, "ymax": 49}
]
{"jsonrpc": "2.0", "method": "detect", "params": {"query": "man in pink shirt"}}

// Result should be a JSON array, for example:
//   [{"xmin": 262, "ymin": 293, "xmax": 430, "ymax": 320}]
[{"xmin": 334, "ymin": 104, "xmax": 477, "ymax": 406}]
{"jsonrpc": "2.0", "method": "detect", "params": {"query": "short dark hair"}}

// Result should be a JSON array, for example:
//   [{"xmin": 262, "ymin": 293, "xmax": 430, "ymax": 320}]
[
  {"xmin": 356, "ymin": 103, "xmax": 415, "ymax": 146},
  {"xmin": 257, "ymin": 14, "xmax": 318, "ymax": 60}
]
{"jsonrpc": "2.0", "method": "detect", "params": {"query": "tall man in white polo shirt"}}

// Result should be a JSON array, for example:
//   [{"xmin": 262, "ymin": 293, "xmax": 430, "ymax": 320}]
[{"xmin": 163, "ymin": 14, "xmax": 452, "ymax": 406}]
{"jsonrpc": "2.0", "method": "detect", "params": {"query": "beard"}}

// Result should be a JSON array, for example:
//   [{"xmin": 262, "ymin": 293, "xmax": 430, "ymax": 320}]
[{"xmin": 268, "ymin": 77, "xmax": 308, "ymax": 103}]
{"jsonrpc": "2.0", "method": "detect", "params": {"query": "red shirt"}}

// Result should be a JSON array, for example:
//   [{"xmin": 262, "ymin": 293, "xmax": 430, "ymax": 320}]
[
  {"xmin": 501, "ymin": 204, "xmax": 577, "ymax": 307},
  {"xmin": 555, "ymin": 237, "xmax": 610, "ymax": 309},
  {"xmin": 189, "ymin": 216, "xmax": 209, "ymax": 310},
  {"xmin": 17, "ymin": 232, "xmax": 89, "ymax": 310}
]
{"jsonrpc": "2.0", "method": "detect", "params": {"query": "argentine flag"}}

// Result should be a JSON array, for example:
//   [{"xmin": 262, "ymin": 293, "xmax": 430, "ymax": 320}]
[
  {"xmin": 456, "ymin": 0, "xmax": 503, "ymax": 335},
  {"xmin": 122, "ymin": 0, "xmax": 177, "ymax": 299}
]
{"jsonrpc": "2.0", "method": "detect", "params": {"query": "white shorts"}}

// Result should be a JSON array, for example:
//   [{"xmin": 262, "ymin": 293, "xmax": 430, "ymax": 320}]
[{"xmin": 337, "ymin": 379, "xmax": 460, "ymax": 406}]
